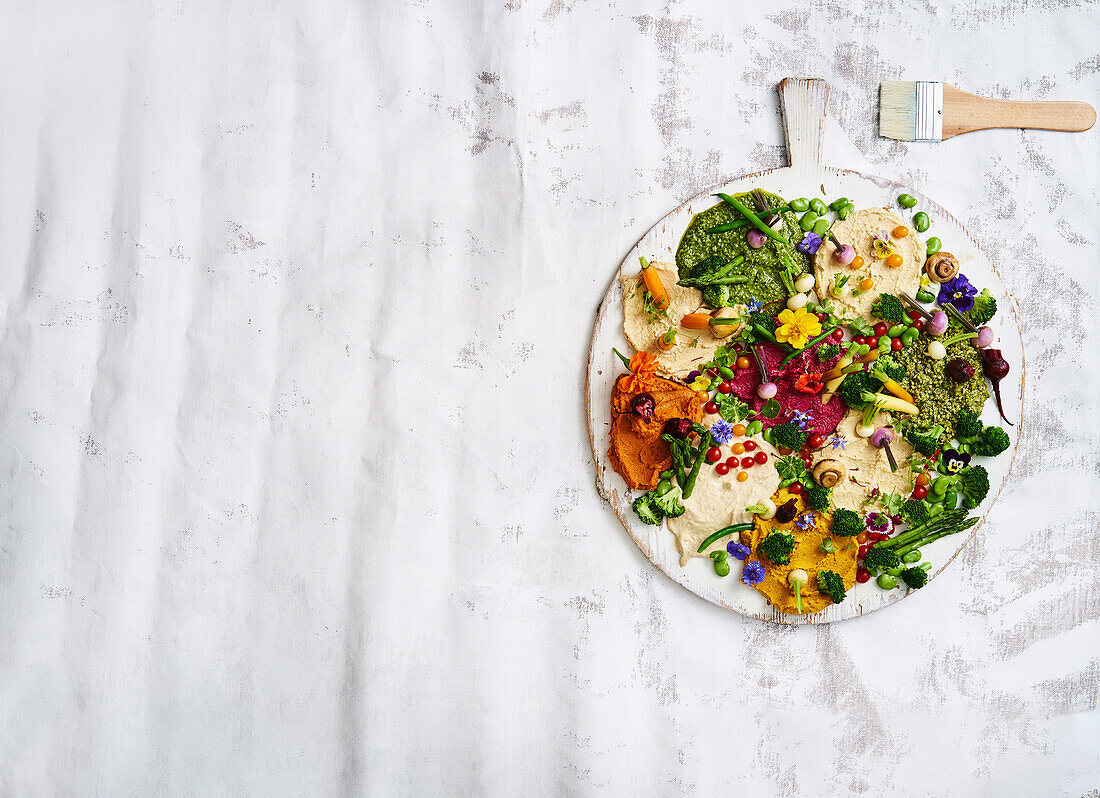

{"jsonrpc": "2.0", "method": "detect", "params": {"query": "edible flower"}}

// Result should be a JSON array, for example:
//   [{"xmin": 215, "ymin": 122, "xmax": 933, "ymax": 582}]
[
  {"xmin": 689, "ymin": 375, "xmax": 711, "ymax": 393},
  {"xmin": 795, "ymin": 511, "xmax": 816, "ymax": 531},
  {"xmin": 830, "ymin": 437, "xmax": 847, "ymax": 451},
  {"xmin": 727, "ymin": 542, "xmax": 751, "ymax": 560},
  {"xmin": 937, "ymin": 274, "xmax": 977, "ymax": 312},
  {"xmin": 622, "ymin": 351, "xmax": 659, "ymax": 393},
  {"xmin": 791, "ymin": 409, "xmax": 815, "ymax": 429},
  {"xmin": 745, "ymin": 298, "xmax": 764, "ymax": 314},
  {"xmin": 775, "ymin": 307, "xmax": 823, "ymax": 350},
  {"xmin": 742, "ymin": 560, "xmax": 766, "ymax": 586},
  {"xmin": 795, "ymin": 232, "xmax": 822, "ymax": 255},
  {"xmin": 871, "ymin": 230, "xmax": 895, "ymax": 259},
  {"xmin": 941, "ymin": 448, "xmax": 971, "ymax": 475},
  {"xmin": 865, "ymin": 511, "xmax": 893, "ymax": 535},
  {"xmin": 710, "ymin": 419, "xmax": 734, "ymax": 445},
  {"xmin": 793, "ymin": 372, "xmax": 824, "ymax": 394}
]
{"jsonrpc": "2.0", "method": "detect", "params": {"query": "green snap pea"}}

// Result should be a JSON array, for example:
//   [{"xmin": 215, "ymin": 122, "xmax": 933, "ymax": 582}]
[
  {"xmin": 913, "ymin": 212, "xmax": 930, "ymax": 232},
  {"xmin": 887, "ymin": 324, "xmax": 906, "ymax": 337},
  {"xmin": 877, "ymin": 573, "xmax": 899, "ymax": 589},
  {"xmin": 916, "ymin": 287, "xmax": 936, "ymax": 303},
  {"xmin": 901, "ymin": 327, "xmax": 920, "ymax": 346},
  {"xmin": 799, "ymin": 211, "xmax": 819, "ymax": 231},
  {"xmin": 746, "ymin": 419, "xmax": 763, "ymax": 437},
  {"xmin": 828, "ymin": 197, "xmax": 849, "ymax": 211},
  {"xmin": 790, "ymin": 197, "xmax": 810, "ymax": 212},
  {"xmin": 809, "ymin": 198, "xmax": 827, "ymax": 216},
  {"xmin": 898, "ymin": 193, "xmax": 917, "ymax": 208},
  {"xmin": 812, "ymin": 218, "xmax": 831, "ymax": 236},
  {"xmin": 926, "ymin": 237, "xmax": 942, "ymax": 255},
  {"xmin": 714, "ymin": 560, "xmax": 731, "ymax": 577},
  {"xmin": 903, "ymin": 550, "xmax": 922, "ymax": 564},
  {"xmin": 718, "ymin": 366, "xmax": 735, "ymax": 380},
  {"xmin": 837, "ymin": 203, "xmax": 853, "ymax": 220}
]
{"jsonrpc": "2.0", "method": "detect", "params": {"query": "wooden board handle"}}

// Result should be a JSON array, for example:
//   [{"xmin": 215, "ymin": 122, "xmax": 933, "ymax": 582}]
[
  {"xmin": 779, "ymin": 77, "xmax": 829, "ymax": 170},
  {"xmin": 943, "ymin": 84, "xmax": 1096, "ymax": 138}
]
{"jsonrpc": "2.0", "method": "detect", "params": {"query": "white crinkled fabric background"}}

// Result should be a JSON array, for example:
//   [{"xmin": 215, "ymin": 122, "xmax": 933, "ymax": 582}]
[{"xmin": 0, "ymin": 1, "xmax": 1097, "ymax": 795}]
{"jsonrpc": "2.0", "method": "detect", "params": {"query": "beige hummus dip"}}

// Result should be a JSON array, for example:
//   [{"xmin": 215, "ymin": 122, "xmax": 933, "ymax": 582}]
[
  {"xmin": 621, "ymin": 264, "xmax": 741, "ymax": 378},
  {"xmin": 667, "ymin": 431, "xmax": 780, "ymax": 567},
  {"xmin": 814, "ymin": 208, "xmax": 923, "ymax": 319},
  {"xmin": 818, "ymin": 407, "xmax": 917, "ymax": 509}
]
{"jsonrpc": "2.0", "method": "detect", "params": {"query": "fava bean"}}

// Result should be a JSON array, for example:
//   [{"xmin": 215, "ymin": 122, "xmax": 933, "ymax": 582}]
[
  {"xmin": 718, "ymin": 366, "xmax": 735, "ymax": 380},
  {"xmin": 659, "ymin": 471, "xmax": 673, "ymax": 482},
  {"xmin": 931, "ymin": 477, "xmax": 949, "ymax": 496},
  {"xmin": 898, "ymin": 193, "xmax": 917, "ymax": 208},
  {"xmin": 916, "ymin": 287, "xmax": 936, "ymax": 303},
  {"xmin": 926, "ymin": 237, "xmax": 942, "ymax": 255},
  {"xmin": 790, "ymin": 197, "xmax": 810, "ymax": 212},
  {"xmin": 828, "ymin": 197, "xmax": 849, "ymax": 211},
  {"xmin": 901, "ymin": 327, "xmax": 920, "ymax": 346},
  {"xmin": 855, "ymin": 343, "xmax": 870, "ymax": 356},
  {"xmin": 942, "ymin": 491, "xmax": 959, "ymax": 510},
  {"xmin": 920, "ymin": 562, "xmax": 932, "ymax": 571},
  {"xmin": 837, "ymin": 203, "xmax": 854, "ymax": 220},
  {"xmin": 878, "ymin": 337, "xmax": 892, "ymax": 352},
  {"xmin": 809, "ymin": 198, "xmax": 827, "ymax": 216},
  {"xmin": 877, "ymin": 573, "xmax": 899, "ymax": 589},
  {"xmin": 812, "ymin": 218, "xmax": 831, "ymax": 236},
  {"xmin": 913, "ymin": 212, "xmax": 930, "ymax": 232},
  {"xmin": 714, "ymin": 559, "xmax": 731, "ymax": 577},
  {"xmin": 903, "ymin": 550, "xmax": 922, "ymax": 564},
  {"xmin": 800, "ymin": 211, "xmax": 819, "ymax": 231},
  {"xmin": 885, "ymin": 566, "xmax": 904, "ymax": 576},
  {"xmin": 887, "ymin": 324, "xmax": 906, "ymax": 337},
  {"xmin": 746, "ymin": 419, "xmax": 763, "ymax": 437},
  {"xmin": 711, "ymin": 550, "xmax": 729, "ymax": 562}
]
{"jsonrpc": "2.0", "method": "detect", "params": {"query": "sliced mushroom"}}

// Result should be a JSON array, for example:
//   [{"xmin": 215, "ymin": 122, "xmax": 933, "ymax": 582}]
[
  {"xmin": 811, "ymin": 458, "xmax": 845, "ymax": 488},
  {"xmin": 925, "ymin": 252, "xmax": 960, "ymax": 284}
]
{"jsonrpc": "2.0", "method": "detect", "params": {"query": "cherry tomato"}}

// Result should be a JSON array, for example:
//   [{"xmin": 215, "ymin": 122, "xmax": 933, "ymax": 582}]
[
  {"xmin": 912, "ymin": 318, "xmax": 925, "ymax": 331},
  {"xmin": 886, "ymin": 253, "xmax": 904, "ymax": 268},
  {"xmin": 856, "ymin": 568, "xmax": 871, "ymax": 583},
  {"xmin": 809, "ymin": 433, "xmax": 826, "ymax": 448},
  {"xmin": 853, "ymin": 336, "xmax": 866, "ymax": 345},
  {"xmin": 788, "ymin": 482, "xmax": 803, "ymax": 495},
  {"xmin": 717, "ymin": 381, "xmax": 732, "ymax": 394},
  {"xmin": 778, "ymin": 446, "xmax": 792, "ymax": 456},
  {"xmin": 736, "ymin": 356, "xmax": 752, "ymax": 369},
  {"xmin": 715, "ymin": 463, "xmax": 730, "ymax": 476},
  {"xmin": 815, "ymin": 312, "xmax": 827, "ymax": 322},
  {"xmin": 801, "ymin": 455, "xmax": 814, "ymax": 469},
  {"xmin": 873, "ymin": 322, "xmax": 888, "ymax": 337},
  {"xmin": 870, "ymin": 532, "xmax": 890, "ymax": 542},
  {"xmin": 860, "ymin": 277, "xmax": 875, "ymax": 291},
  {"xmin": 754, "ymin": 451, "xmax": 768, "ymax": 465},
  {"xmin": 857, "ymin": 532, "xmax": 870, "ymax": 544},
  {"xmin": 852, "ymin": 255, "xmax": 865, "ymax": 269},
  {"xmin": 731, "ymin": 423, "xmax": 746, "ymax": 436},
  {"xmin": 731, "ymin": 442, "xmax": 745, "ymax": 455},
  {"xmin": 736, "ymin": 471, "xmax": 749, "ymax": 482},
  {"xmin": 831, "ymin": 328, "xmax": 845, "ymax": 341},
  {"xmin": 741, "ymin": 457, "xmax": 755, "ymax": 469},
  {"xmin": 912, "ymin": 485, "xmax": 928, "ymax": 499},
  {"xmin": 704, "ymin": 400, "xmax": 719, "ymax": 414},
  {"xmin": 915, "ymin": 473, "xmax": 930, "ymax": 487},
  {"xmin": 858, "ymin": 542, "xmax": 872, "ymax": 558},
  {"xmin": 892, "ymin": 225, "xmax": 909, "ymax": 238},
  {"xmin": 866, "ymin": 336, "xmax": 879, "ymax": 349},
  {"xmin": 743, "ymin": 440, "xmax": 757, "ymax": 452},
  {"xmin": 706, "ymin": 446, "xmax": 722, "ymax": 463},
  {"xmin": 891, "ymin": 338, "xmax": 904, "ymax": 351},
  {"xmin": 908, "ymin": 310, "xmax": 923, "ymax": 321},
  {"xmin": 696, "ymin": 391, "xmax": 709, "ymax": 401},
  {"xmin": 725, "ymin": 456, "xmax": 738, "ymax": 467}
]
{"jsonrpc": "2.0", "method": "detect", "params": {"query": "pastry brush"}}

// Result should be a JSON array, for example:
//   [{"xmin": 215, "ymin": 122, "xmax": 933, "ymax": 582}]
[{"xmin": 879, "ymin": 81, "xmax": 1095, "ymax": 141}]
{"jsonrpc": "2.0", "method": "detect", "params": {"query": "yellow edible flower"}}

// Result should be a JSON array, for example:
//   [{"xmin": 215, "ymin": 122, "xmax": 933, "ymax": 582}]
[
  {"xmin": 872, "ymin": 236, "xmax": 895, "ymax": 259},
  {"xmin": 775, "ymin": 307, "xmax": 823, "ymax": 350}
]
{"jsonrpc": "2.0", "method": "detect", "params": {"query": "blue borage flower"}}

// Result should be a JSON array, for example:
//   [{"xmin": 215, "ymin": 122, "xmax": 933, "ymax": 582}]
[
  {"xmin": 830, "ymin": 436, "xmax": 847, "ymax": 451},
  {"xmin": 710, "ymin": 419, "xmax": 734, "ymax": 445},
  {"xmin": 742, "ymin": 560, "xmax": 766, "ymax": 586},
  {"xmin": 796, "ymin": 232, "xmax": 822, "ymax": 255},
  {"xmin": 745, "ymin": 298, "xmax": 764, "ymax": 314},
  {"xmin": 727, "ymin": 542, "xmax": 751, "ymax": 560},
  {"xmin": 791, "ymin": 409, "xmax": 815, "ymax": 430},
  {"xmin": 795, "ymin": 511, "xmax": 816, "ymax": 531}
]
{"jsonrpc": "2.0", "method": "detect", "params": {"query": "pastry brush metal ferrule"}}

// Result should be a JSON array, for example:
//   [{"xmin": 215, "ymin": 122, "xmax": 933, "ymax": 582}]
[{"xmin": 879, "ymin": 80, "xmax": 1095, "ymax": 141}]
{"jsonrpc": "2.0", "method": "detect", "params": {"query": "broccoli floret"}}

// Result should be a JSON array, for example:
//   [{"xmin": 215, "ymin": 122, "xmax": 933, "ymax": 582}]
[
  {"xmin": 901, "ymin": 500, "xmax": 930, "ymax": 527},
  {"xmin": 632, "ymin": 493, "xmax": 663, "ymax": 525},
  {"xmin": 956, "ymin": 408, "xmax": 983, "ymax": 440},
  {"xmin": 760, "ymin": 531, "xmax": 795, "ymax": 565},
  {"xmin": 904, "ymin": 424, "xmax": 944, "ymax": 457},
  {"xmin": 863, "ymin": 545, "xmax": 901, "ymax": 571},
  {"xmin": 770, "ymin": 422, "xmax": 807, "ymax": 452},
  {"xmin": 958, "ymin": 465, "xmax": 990, "ymax": 509},
  {"xmin": 816, "ymin": 570, "xmax": 847, "ymax": 605},
  {"xmin": 748, "ymin": 311, "xmax": 776, "ymax": 335},
  {"xmin": 871, "ymin": 293, "xmax": 906, "ymax": 323},
  {"xmin": 876, "ymin": 354, "xmax": 907, "ymax": 383},
  {"xmin": 901, "ymin": 566, "xmax": 929, "ymax": 590},
  {"xmin": 804, "ymin": 485, "xmax": 832, "ymax": 512},
  {"xmin": 838, "ymin": 371, "xmax": 881, "ymax": 409},
  {"xmin": 816, "ymin": 343, "xmax": 841, "ymax": 362},
  {"xmin": 651, "ymin": 483, "xmax": 685, "ymax": 518},
  {"xmin": 831, "ymin": 508, "xmax": 864, "ymax": 537},
  {"xmin": 971, "ymin": 426, "xmax": 1010, "ymax": 457},
  {"xmin": 966, "ymin": 289, "xmax": 998, "ymax": 326}
]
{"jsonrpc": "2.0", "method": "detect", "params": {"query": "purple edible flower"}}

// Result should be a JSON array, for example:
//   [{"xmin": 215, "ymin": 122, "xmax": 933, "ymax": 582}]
[
  {"xmin": 745, "ymin": 298, "xmax": 764, "ymax": 314},
  {"xmin": 791, "ymin": 409, "xmax": 815, "ymax": 430},
  {"xmin": 830, "ymin": 436, "xmax": 847, "ymax": 451},
  {"xmin": 937, "ymin": 274, "xmax": 978, "ymax": 312},
  {"xmin": 796, "ymin": 232, "xmax": 822, "ymax": 255},
  {"xmin": 742, "ymin": 560, "xmax": 766, "ymax": 586},
  {"xmin": 710, "ymin": 419, "xmax": 734, "ymax": 445},
  {"xmin": 727, "ymin": 542, "xmax": 751, "ymax": 560},
  {"xmin": 795, "ymin": 511, "xmax": 816, "ymax": 531},
  {"xmin": 941, "ymin": 448, "xmax": 971, "ymax": 475},
  {"xmin": 865, "ymin": 511, "xmax": 893, "ymax": 535}
]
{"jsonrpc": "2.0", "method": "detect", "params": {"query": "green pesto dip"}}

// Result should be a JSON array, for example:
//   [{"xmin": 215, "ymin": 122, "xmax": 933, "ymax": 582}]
[
  {"xmin": 891, "ymin": 333, "xmax": 990, "ymax": 444},
  {"xmin": 675, "ymin": 189, "xmax": 809, "ymax": 310}
]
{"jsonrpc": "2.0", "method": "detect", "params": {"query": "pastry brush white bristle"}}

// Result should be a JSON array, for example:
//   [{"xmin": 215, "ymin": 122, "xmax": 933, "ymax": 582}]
[{"xmin": 879, "ymin": 80, "xmax": 943, "ymax": 141}]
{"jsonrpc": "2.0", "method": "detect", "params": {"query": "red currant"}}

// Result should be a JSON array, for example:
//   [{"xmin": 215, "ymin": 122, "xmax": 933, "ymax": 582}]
[
  {"xmin": 809, "ymin": 433, "xmax": 826, "ymax": 448},
  {"xmin": 706, "ymin": 446, "xmax": 722, "ymax": 463},
  {"xmin": 856, "ymin": 568, "xmax": 871, "ymax": 584},
  {"xmin": 873, "ymin": 322, "xmax": 888, "ymax": 337},
  {"xmin": 754, "ymin": 451, "xmax": 768, "ymax": 465},
  {"xmin": 891, "ymin": 338, "xmax": 904, "ymax": 351},
  {"xmin": 831, "ymin": 329, "xmax": 844, "ymax": 341},
  {"xmin": 715, "ymin": 463, "xmax": 730, "ymax": 476},
  {"xmin": 704, "ymin": 401, "xmax": 719, "ymax": 414},
  {"xmin": 788, "ymin": 482, "xmax": 804, "ymax": 495},
  {"xmin": 912, "ymin": 485, "xmax": 928, "ymax": 499},
  {"xmin": 741, "ymin": 457, "xmax": 755, "ymax": 469},
  {"xmin": 866, "ymin": 336, "xmax": 879, "ymax": 348},
  {"xmin": 743, "ymin": 440, "xmax": 757, "ymax": 452}
]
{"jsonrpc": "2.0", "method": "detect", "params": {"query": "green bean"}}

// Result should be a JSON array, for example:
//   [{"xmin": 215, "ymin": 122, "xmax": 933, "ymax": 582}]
[
  {"xmin": 916, "ymin": 287, "xmax": 936, "ymax": 303},
  {"xmin": 828, "ymin": 197, "xmax": 849, "ymax": 211},
  {"xmin": 926, "ymin": 237, "xmax": 942, "ymax": 255},
  {"xmin": 790, "ymin": 197, "xmax": 810, "ymax": 212},
  {"xmin": 715, "ymin": 193, "xmax": 790, "ymax": 246},
  {"xmin": 799, "ymin": 211, "xmax": 819, "ymax": 231},
  {"xmin": 877, "ymin": 573, "xmax": 898, "ymax": 589},
  {"xmin": 705, "ymin": 206, "xmax": 791, "ymax": 234},
  {"xmin": 718, "ymin": 366, "xmax": 735, "ymax": 380},
  {"xmin": 696, "ymin": 522, "xmax": 754, "ymax": 553},
  {"xmin": 812, "ymin": 218, "xmax": 830, "ymax": 236},
  {"xmin": 898, "ymin": 193, "xmax": 917, "ymax": 208},
  {"xmin": 903, "ymin": 550, "xmax": 922, "ymax": 564},
  {"xmin": 912, "ymin": 212, "xmax": 930, "ymax": 232}
]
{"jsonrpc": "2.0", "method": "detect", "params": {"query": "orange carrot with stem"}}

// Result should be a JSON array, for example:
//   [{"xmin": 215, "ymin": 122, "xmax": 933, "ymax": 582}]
[{"xmin": 639, "ymin": 257, "xmax": 669, "ymax": 310}]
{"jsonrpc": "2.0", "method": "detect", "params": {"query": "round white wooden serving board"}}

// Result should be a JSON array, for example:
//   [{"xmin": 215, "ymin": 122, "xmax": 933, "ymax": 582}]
[{"xmin": 585, "ymin": 79, "xmax": 1025, "ymax": 624}]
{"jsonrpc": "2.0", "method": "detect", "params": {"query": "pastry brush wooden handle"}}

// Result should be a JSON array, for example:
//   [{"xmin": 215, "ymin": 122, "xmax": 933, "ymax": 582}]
[{"xmin": 943, "ymin": 84, "xmax": 1096, "ymax": 138}]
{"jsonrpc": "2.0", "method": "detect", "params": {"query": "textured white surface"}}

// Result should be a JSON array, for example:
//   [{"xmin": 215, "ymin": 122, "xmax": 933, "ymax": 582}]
[{"xmin": 0, "ymin": 2, "xmax": 1097, "ymax": 796}]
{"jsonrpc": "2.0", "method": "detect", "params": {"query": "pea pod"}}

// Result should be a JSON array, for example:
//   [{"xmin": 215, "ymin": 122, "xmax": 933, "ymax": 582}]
[
  {"xmin": 809, "ymin": 198, "xmax": 827, "ymax": 216},
  {"xmin": 913, "ymin": 212, "xmax": 930, "ymax": 232},
  {"xmin": 916, "ymin": 287, "xmax": 936, "ymax": 303},
  {"xmin": 898, "ymin": 193, "xmax": 917, "ymax": 208},
  {"xmin": 887, "ymin": 324, "xmax": 906, "ymax": 337},
  {"xmin": 718, "ymin": 366, "xmax": 735, "ymax": 380},
  {"xmin": 837, "ymin": 203, "xmax": 854, "ymax": 220},
  {"xmin": 828, "ymin": 197, "xmax": 849, "ymax": 211},
  {"xmin": 799, "ymin": 211, "xmax": 819, "ymax": 231},
  {"xmin": 790, "ymin": 197, "xmax": 810, "ymax": 212},
  {"xmin": 902, "ymin": 550, "xmax": 922, "ymax": 564},
  {"xmin": 812, "ymin": 218, "xmax": 830, "ymax": 236},
  {"xmin": 926, "ymin": 237, "xmax": 942, "ymax": 255},
  {"xmin": 901, "ymin": 327, "xmax": 921, "ymax": 346},
  {"xmin": 877, "ymin": 573, "xmax": 899, "ymax": 589}
]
